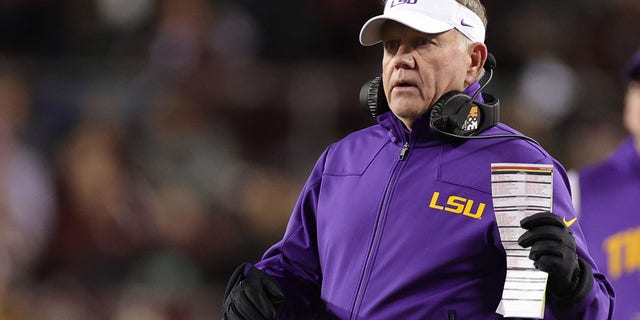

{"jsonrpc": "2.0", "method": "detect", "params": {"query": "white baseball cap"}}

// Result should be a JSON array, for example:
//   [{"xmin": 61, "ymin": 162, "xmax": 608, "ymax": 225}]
[{"xmin": 359, "ymin": 0, "xmax": 486, "ymax": 46}]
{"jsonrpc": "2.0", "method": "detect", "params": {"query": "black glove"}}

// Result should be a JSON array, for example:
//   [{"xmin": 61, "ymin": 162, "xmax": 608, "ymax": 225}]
[
  {"xmin": 518, "ymin": 211, "xmax": 593, "ymax": 304},
  {"xmin": 222, "ymin": 263, "xmax": 285, "ymax": 320}
]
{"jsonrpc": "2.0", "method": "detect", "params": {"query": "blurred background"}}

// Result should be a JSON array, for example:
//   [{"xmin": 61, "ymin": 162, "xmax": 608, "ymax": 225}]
[{"xmin": 0, "ymin": 0, "xmax": 638, "ymax": 319}]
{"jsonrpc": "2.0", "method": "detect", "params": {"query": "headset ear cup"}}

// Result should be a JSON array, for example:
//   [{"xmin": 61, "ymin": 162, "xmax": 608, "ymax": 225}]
[
  {"xmin": 359, "ymin": 76, "xmax": 390, "ymax": 118},
  {"xmin": 429, "ymin": 90, "xmax": 469, "ymax": 136}
]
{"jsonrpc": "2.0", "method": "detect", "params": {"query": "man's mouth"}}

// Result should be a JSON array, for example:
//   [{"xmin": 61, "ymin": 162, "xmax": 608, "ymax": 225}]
[{"xmin": 393, "ymin": 80, "xmax": 418, "ymax": 91}]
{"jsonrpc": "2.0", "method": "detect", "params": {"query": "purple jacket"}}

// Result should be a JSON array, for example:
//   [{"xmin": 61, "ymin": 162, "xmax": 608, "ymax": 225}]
[
  {"xmin": 254, "ymin": 107, "xmax": 614, "ymax": 319},
  {"xmin": 572, "ymin": 137, "xmax": 640, "ymax": 320}
]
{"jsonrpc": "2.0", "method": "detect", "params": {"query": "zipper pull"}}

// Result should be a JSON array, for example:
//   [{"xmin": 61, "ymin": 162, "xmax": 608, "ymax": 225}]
[{"xmin": 399, "ymin": 142, "xmax": 409, "ymax": 160}]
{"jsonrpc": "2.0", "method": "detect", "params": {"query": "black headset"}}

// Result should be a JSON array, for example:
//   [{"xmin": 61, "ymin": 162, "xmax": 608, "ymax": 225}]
[{"xmin": 359, "ymin": 53, "xmax": 540, "ymax": 145}]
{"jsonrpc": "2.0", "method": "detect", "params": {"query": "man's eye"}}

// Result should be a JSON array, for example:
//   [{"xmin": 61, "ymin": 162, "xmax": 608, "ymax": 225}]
[
  {"xmin": 383, "ymin": 40, "xmax": 399, "ymax": 51},
  {"xmin": 417, "ymin": 38, "xmax": 432, "ymax": 46}
]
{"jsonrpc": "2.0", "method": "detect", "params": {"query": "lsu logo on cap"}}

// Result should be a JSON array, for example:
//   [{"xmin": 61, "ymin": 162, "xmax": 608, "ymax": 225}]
[{"xmin": 391, "ymin": 0, "xmax": 418, "ymax": 8}]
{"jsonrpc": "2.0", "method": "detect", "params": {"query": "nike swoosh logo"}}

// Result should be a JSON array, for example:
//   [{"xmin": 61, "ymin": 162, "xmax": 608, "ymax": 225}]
[
  {"xmin": 563, "ymin": 216, "xmax": 578, "ymax": 228},
  {"xmin": 460, "ymin": 19, "xmax": 474, "ymax": 27}
]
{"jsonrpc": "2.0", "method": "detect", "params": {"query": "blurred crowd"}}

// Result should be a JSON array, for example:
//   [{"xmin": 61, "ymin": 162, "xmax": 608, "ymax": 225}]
[{"xmin": 0, "ymin": 0, "xmax": 638, "ymax": 319}]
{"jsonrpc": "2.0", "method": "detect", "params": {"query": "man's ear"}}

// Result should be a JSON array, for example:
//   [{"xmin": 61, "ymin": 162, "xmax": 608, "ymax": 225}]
[{"xmin": 466, "ymin": 42, "xmax": 488, "ymax": 84}]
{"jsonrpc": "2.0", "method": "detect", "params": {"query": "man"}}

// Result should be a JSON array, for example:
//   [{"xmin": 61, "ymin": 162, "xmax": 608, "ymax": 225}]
[
  {"xmin": 223, "ymin": 0, "xmax": 614, "ymax": 318},
  {"xmin": 569, "ymin": 49, "xmax": 640, "ymax": 320}
]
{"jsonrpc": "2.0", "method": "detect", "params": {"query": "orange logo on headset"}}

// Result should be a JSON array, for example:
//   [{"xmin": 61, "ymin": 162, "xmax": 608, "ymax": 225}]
[{"xmin": 461, "ymin": 105, "xmax": 479, "ymax": 131}]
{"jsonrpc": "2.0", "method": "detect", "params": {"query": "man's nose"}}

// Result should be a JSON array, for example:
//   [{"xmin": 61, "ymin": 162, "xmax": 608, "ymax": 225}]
[{"xmin": 394, "ymin": 45, "xmax": 416, "ymax": 69}]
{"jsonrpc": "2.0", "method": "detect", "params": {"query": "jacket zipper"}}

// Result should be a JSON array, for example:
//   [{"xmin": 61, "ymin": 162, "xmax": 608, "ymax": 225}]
[
  {"xmin": 349, "ymin": 141, "xmax": 410, "ymax": 319},
  {"xmin": 399, "ymin": 141, "xmax": 410, "ymax": 160}
]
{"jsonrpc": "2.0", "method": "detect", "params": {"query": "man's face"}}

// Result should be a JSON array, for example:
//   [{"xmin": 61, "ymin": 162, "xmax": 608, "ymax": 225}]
[
  {"xmin": 624, "ymin": 81, "xmax": 640, "ymax": 139},
  {"xmin": 381, "ymin": 21, "xmax": 472, "ymax": 129}
]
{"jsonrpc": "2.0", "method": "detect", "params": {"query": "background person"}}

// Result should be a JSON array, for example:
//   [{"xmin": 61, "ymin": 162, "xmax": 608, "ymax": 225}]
[{"xmin": 569, "ymin": 48, "xmax": 640, "ymax": 320}]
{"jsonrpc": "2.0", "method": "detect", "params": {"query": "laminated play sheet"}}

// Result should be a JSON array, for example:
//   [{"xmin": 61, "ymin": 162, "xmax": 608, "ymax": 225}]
[{"xmin": 491, "ymin": 163, "xmax": 553, "ymax": 319}]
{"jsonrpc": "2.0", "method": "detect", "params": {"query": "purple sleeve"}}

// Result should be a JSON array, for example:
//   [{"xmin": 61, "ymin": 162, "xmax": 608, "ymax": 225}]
[
  {"xmin": 253, "ymin": 149, "xmax": 328, "ymax": 317},
  {"xmin": 544, "ymin": 159, "xmax": 615, "ymax": 319}
]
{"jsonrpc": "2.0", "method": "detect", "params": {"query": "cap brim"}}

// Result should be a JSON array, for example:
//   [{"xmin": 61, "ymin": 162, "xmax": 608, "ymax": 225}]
[{"xmin": 359, "ymin": 11, "xmax": 454, "ymax": 46}]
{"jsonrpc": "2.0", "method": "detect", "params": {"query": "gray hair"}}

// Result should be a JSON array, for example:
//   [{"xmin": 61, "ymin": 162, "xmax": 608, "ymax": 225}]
[{"xmin": 455, "ymin": 0, "xmax": 488, "ymax": 28}]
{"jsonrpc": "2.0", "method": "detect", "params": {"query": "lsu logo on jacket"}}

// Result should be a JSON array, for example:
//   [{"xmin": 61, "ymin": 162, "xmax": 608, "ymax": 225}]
[{"xmin": 428, "ymin": 191, "xmax": 486, "ymax": 219}]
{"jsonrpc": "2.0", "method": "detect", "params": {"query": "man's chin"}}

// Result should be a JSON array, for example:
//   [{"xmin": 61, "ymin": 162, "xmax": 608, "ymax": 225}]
[{"xmin": 390, "ymin": 105, "xmax": 428, "ymax": 121}]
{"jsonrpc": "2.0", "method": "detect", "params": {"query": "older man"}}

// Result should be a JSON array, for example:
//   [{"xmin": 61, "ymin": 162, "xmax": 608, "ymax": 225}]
[{"xmin": 222, "ymin": 0, "xmax": 614, "ymax": 318}]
